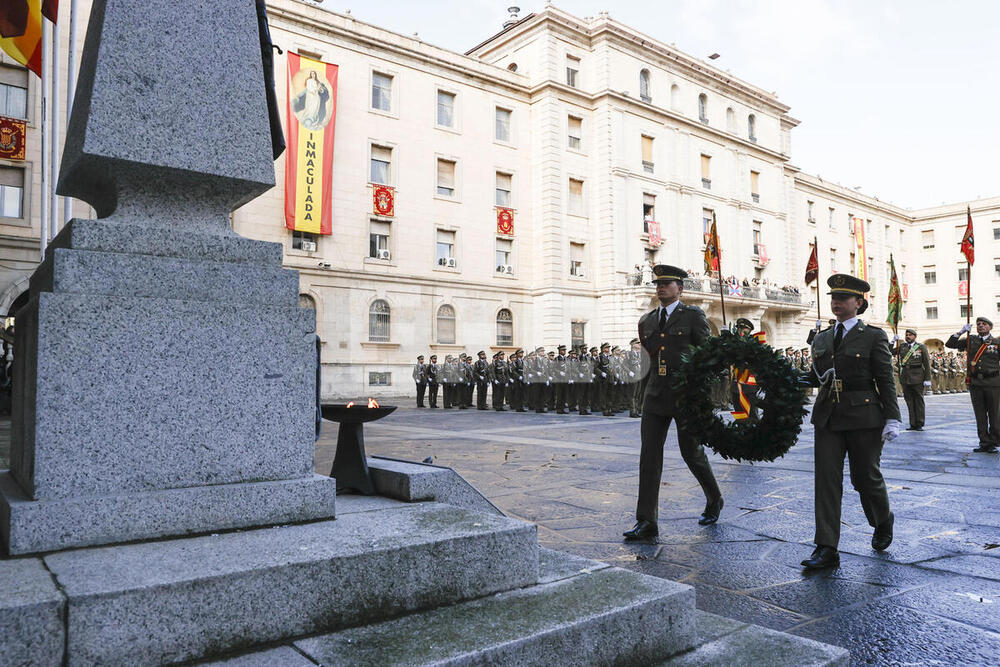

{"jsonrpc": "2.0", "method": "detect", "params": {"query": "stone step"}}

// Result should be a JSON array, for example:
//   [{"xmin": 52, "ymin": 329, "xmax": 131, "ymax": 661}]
[
  {"xmin": 287, "ymin": 565, "xmax": 697, "ymax": 665},
  {"xmin": 41, "ymin": 502, "xmax": 538, "ymax": 666}
]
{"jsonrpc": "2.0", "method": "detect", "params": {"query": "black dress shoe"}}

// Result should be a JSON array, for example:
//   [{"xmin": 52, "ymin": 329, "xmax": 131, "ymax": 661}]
[
  {"xmin": 579, "ymin": 410, "xmax": 590, "ymax": 415},
  {"xmin": 801, "ymin": 545, "xmax": 840, "ymax": 569},
  {"xmin": 629, "ymin": 412, "xmax": 640, "ymax": 418},
  {"xmin": 698, "ymin": 496, "xmax": 724, "ymax": 525},
  {"xmin": 872, "ymin": 512, "xmax": 894, "ymax": 551},
  {"xmin": 973, "ymin": 444, "xmax": 998, "ymax": 453},
  {"xmin": 913, "ymin": 426, "xmax": 923, "ymax": 431},
  {"xmin": 623, "ymin": 520, "xmax": 658, "ymax": 541}
]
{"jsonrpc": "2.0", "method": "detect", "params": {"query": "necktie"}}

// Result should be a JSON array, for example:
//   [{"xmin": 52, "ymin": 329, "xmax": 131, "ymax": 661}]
[
  {"xmin": 833, "ymin": 323, "xmax": 844, "ymax": 351},
  {"xmin": 659, "ymin": 307, "xmax": 667, "ymax": 330}
]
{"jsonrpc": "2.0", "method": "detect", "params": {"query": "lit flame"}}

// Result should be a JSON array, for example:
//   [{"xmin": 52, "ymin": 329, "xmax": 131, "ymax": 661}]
[
  {"xmin": 368, "ymin": 397, "xmax": 380, "ymax": 408},
  {"xmin": 346, "ymin": 401, "xmax": 355, "ymax": 408}
]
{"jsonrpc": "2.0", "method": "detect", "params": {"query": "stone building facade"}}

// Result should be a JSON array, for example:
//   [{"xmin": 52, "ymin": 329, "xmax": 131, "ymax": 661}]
[{"xmin": 2, "ymin": 0, "xmax": 998, "ymax": 397}]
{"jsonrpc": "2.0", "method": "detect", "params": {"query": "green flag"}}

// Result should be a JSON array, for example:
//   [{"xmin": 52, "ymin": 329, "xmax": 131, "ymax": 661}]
[{"xmin": 886, "ymin": 254, "xmax": 902, "ymax": 332}]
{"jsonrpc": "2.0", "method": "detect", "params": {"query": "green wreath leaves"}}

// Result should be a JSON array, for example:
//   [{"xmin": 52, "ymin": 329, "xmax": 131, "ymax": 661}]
[{"xmin": 674, "ymin": 330, "xmax": 808, "ymax": 463}]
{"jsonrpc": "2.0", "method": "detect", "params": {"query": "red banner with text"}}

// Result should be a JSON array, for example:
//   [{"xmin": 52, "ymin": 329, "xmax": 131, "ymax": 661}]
[{"xmin": 284, "ymin": 53, "xmax": 338, "ymax": 235}]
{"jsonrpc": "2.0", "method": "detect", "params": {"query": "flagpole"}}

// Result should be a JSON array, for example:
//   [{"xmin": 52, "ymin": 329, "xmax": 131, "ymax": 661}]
[
  {"xmin": 63, "ymin": 0, "xmax": 79, "ymax": 225},
  {"xmin": 49, "ymin": 10, "xmax": 60, "ymax": 240},
  {"xmin": 814, "ymin": 236, "xmax": 821, "ymax": 324},
  {"xmin": 713, "ymin": 211, "xmax": 727, "ymax": 327},
  {"xmin": 40, "ymin": 20, "xmax": 50, "ymax": 260}
]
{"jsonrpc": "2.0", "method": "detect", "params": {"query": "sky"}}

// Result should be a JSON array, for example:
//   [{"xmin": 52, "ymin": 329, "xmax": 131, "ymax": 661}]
[{"xmin": 309, "ymin": 0, "xmax": 999, "ymax": 210}]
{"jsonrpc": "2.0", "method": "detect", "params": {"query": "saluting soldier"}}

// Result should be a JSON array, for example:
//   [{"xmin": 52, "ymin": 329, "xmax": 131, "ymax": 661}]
[
  {"xmin": 624, "ymin": 265, "xmax": 723, "ymax": 541},
  {"xmin": 894, "ymin": 328, "xmax": 931, "ymax": 430},
  {"xmin": 488, "ymin": 351, "xmax": 510, "ymax": 411},
  {"xmin": 946, "ymin": 317, "xmax": 1000, "ymax": 453},
  {"xmin": 426, "ymin": 354, "xmax": 440, "ymax": 408},
  {"xmin": 412, "ymin": 355, "xmax": 428, "ymax": 408},
  {"xmin": 800, "ymin": 275, "xmax": 901, "ymax": 570}
]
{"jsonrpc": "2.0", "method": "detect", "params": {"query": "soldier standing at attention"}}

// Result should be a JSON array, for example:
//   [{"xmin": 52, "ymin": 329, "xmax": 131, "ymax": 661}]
[
  {"xmin": 459, "ymin": 353, "xmax": 473, "ymax": 409},
  {"xmin": 800, "ymin": 275, "xmax": 901, "ymax": 569},
  {"xmin": 628, "ymin": 338, "xmax": 643, "ymax": 418},
  {"xmin": 894, "ymin": 328, "xmax": 931, "ymax": 430},
  {"xmin": 473, "ymin": 351, "xmax": 490, "ymax": 410},
  {"xmin": 947, "ymin": 317, "xmax": 1000, "ymax": 453},
  {"xmin": 595, "ymin": 343, "xmax": 613, "ymax": 416},
  {"xmin": 578, "ymin": 347, "xmax": 596, "ymax": 415},
  {"xmin": 489, "ymin": 351, "xmax": 509, "ymax": 411},
  {"xmin": 624, "ymin": 265, "xmax": 723, "ymax": 541},
  {"xmin": 510, "ymin": 349, "xmax": 526, "ymax": 412},
  {"xmin": 426, "ymin": 354, "xmax": 440, "ymax": 408},
  {"xmin": 930, "ymin": 353, "xmax": 942, "ymax": 394},
  {"xmin": 413, "ymin": 355, "xmax": 427, "ymax": 408},
  {"xmin": 553, "ymin": 345, "xmax": 569, "ymax": 414}
]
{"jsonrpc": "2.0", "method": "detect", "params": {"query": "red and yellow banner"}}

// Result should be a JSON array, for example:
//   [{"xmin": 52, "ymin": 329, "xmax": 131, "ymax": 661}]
[
  {"xmin": 0, "ymin": 0, "xmax": 54, "ymax": 76},
  {"xmin": 497, "ymin": 207, "xmax": 514, "ymax": 235},
  {"xmin": 647, "ymin": 220, "xmax": 661, "ymax": 247},
  {"xmin": 0, "ymin": 116, "xmax": 26, "ymax": 160},
  {"xmin": 373, "ymin": 184, "xmax": 394, "ymax": 217},
  {"xmin": 852, "ymin": 216, "xmax": 867, "ymax": 280},
  {"xmin": 284, "ymin": 52, "xmax": 338, "ymax": 235}
]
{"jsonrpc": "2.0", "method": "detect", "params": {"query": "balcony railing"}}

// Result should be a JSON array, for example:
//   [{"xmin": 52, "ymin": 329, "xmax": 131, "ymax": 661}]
[{"xmin": 625, "ymin": 273, "xmax": 809, "ymax": 305}]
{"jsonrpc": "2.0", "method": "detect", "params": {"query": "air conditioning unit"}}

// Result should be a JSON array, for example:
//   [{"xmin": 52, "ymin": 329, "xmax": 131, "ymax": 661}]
[
  {"xmin": 496, "ymin": 265, "xmax": 505, "ymax": 273},
  {"xmin": 378, "ymin": 249, "xmax": 391, "ymax": 260},
  {"xmin": 446, "ymin": 257, "xmax": 457, "ymax": 268},
  {"xmin": 301, "ymin": 240, "xmax": 317, "ymax": 252},
  {"xmin": 438, "ymin": 257, "xmax": 448, "ymax": 266},
  {"xmin": 576, "ymin": 269, "xmax": 585, "ymax": 278},
  {"xmin": 504, "ymin": 265, "xmax": 514, "ymax": 274}
]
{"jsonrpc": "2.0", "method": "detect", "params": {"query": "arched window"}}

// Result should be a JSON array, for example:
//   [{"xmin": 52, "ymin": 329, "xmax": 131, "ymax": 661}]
[
  {"xmin": 748, "ymin": 114, "xmax": 757, "ymax": 142},
  {"xmin": 496, "ymin": 309, "xmax": 513, "ymax": 346},
  {"xmin": 670, "ymin": 84, "xmax": 679, "ymax": 110},
  {"xmin": 368, "ymin": 299, "xmax": 390, "ymax": 342},
  {"xmin": 698, "ymin": 94, "xmax": 708, "ymax": 123},
  {"xmin": 436, "ymin": 304, "xmax": 456, "ymax": 344},
  {"xmin": 726, "ymin": 107, "xmax": 735, "ymax": 132},
  {"xmin": 639, "ymin": 69, "xmax": 651, "ymax": 102}
]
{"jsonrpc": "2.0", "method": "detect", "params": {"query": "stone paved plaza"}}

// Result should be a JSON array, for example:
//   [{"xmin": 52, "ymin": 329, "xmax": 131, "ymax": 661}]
[{"xmin": 332, "ymin": 393, "xmax": 1000, "ymax": 666}]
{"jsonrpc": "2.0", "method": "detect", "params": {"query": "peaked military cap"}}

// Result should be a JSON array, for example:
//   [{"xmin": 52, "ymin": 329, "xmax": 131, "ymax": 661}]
[
  {"xmin": 477, "ymin": 350, "xmax": 486, "ymax": 356},
  {"xmin": 651, "ymin": 264, "xmax": 687, "ymax": 284},
  {"xmin": 905, "ymin": 328, "xmax": 917, "ymax": 336},
  {"xmin": 515, "ymin": 348, "xmax": 523, "ymax": 354},
  {"xmin": 557, "ymin": 345, "xmax": 566, "ymax": 351},
  {"xmin": 630, "ymin": 337, "xmax": 640, "ymax": 345},
  {"xmin": 611, "ymin": 346, "xmax": 621, "ymax": 352},
  {"xmin": 535, "ymin": 346, "xmax": 545, "ymax": 353},
  {"xmin": 589, "ymin": 346, "xmax": 598, "ymax": 353},
  {"xmin": 977, "ymin": 316, "xmax": 993, "ymax": 326},
  {"xmin": 826, "ymin": 273, "xmax": 870, "ymax": 297},
  {"xmin": 735, "ymin": 317, "xmax": 754, "ymax": 330},
  {"xmin": 601, "ymin": 342, "xmax": 610, "ymax": 349}
]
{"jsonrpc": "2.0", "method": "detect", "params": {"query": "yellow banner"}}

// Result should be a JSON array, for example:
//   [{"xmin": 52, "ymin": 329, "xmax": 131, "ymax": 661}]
[{"xmin": 852, "ymin": 216, "xmax": 867, "ymax": 280}]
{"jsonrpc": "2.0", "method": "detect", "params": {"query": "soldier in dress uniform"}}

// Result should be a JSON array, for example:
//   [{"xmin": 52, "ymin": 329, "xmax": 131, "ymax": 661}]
[
  {"xmin": 510, "ymin": 349, "xmax": 526, "ymax": 412},
  {"xmin": 577, "ymin": 347, "xmax": 595, "ymax": 415},
  {"xmin": 553, "ymin": 345, "xmax": 569, "ymax": 414},
  {"xmin": 530, "ymin": 347, "xmax": 546, "ymax": 413},
  {"xmin": 442, "ymin": 355, "xmax": 458, "ymax": 409},
  {"xmin": 930, "ymin": 353, "xmax": 943, "ymax": 394},
  {"xmin": 895, "ymin": 328, "xmax": 931, "ymax": 430},
  {"xmin": 947, "ymin": 317, "xmax": 1000, "ymax": 453},
  {"xmin": 565, "ymin": 348, "xmax": 578, "ymax": 412},
  {"xmin": 624, "ymin": 265, "xmax": 723, "ymax": 541},
  {"xmin": 426, "ymin": 354, "xmax": 440, "ymax": 408},
  {"xmin": 412, "ymin": 355, "xmax": 427, "ymax": 407},
  {"xmin": 800, "ymin": 274, "xmax": 901, "ymax": 570},
  {"xmin": 628, "ymin": 338, "xmax": 643, "ymax": 418},
  {"xmin": 594, "ymin": 343, "xmax": 613, "ymax": 416},
  {"xmin": 488, "ymin": 351, "xmax": 509, "ymax": 411},
  {"xmin": 948, "ymin": 352, "xmax": 961, "ymax": 393},
  {"xmin": 459, "ymin": 353, "xmax": 473, "ymax": 409},
  {"xmin": 472, "ymin": 351, "xmax": 490, "ymax": 410}
]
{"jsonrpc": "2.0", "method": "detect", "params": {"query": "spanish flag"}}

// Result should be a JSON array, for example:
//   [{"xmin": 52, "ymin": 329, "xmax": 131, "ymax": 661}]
[{"xmin": 0, "ymin": 1, "xmax": 57, "ymax": 77}]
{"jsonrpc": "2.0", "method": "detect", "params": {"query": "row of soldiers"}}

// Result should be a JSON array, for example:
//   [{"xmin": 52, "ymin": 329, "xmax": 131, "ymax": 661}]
[{"xmin": 411, "ymin": 342, "xmax": 646, "ymax": 416}]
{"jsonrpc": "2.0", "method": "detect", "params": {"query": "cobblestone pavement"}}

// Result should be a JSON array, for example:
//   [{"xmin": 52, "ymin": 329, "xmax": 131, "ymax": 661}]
[{"xmin": 330, "ymin": 393, "xmax": 1000, "ymax": 666}]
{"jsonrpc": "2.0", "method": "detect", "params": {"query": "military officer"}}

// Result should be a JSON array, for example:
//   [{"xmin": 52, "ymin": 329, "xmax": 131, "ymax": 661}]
[
  {"xmin": 472, "ymin": 351, "xmax": 489, "ymax": 410},
  {"xmin": 800, "ymin": 274, "xmax": 901, "ymax": 569},
  {"xmin": 553, "ymin": 345, "xmax": 569, "ymax": 414},
  {"xmin": 593, "ymin": 343, "xmax": 612, "ymax": 416},
  {"xmin": 628, "ymin": 338, "xmax": 643, "ymax": 418},
  {"xmin": 412, "ymin": 355, "xmax": 427, "ymax": 407},
  {"xmin": 510, "ymin": 349, "xmax": 526, "ymax": 412},
  {"xmin": 894, "ymin": 328, "xmax": 931, "ymax": 430},
  {"xmin": 459, "ymin": 353, "xmax": 473, "ymax": 409},
  {"xmin": 489, "ymin": 351, "xmax": 509, "ymax": 411},
  {"xmin": 577, "ymin": 347, "xmax": 595, "ymax": 415},
  {"xmin": 624, "ymin": 265, "xmax": 723, "ymax": 541},
  {"xmin": 426, "ymin": 354, "xmax": 440, "ymax": 408},
  {"xmin": 946, "ymin": 317, "xmax": 1000, "ymax": 453},
  {"xmin": 930, "ymin": 354, "xmax": 943, "ymax": 394}
]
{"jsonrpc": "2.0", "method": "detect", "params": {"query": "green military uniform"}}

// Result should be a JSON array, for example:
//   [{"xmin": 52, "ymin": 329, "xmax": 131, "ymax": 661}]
[
  {"xmin": 488, "ymin": 352, "xmax": 509, "ymax": 410},
  {"xmin": 804, "ymin": 275, "xmax": 900, "ymax": 552},
  {"xmin": 947, "ymin": 317, "xmax": 1000, "ymax": 452},
  {"xmin": 897, "ymin": 330, "xmax": 931, "ymax": 429}
]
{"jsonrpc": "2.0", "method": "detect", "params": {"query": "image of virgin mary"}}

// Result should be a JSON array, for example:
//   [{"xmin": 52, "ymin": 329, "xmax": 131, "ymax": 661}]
[{"xmin": 291, "ymin": 70, "xmax": 331, "ymax": 131}]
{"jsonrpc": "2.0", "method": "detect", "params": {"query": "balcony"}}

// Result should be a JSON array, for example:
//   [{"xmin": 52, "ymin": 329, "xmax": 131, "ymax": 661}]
[
  {"xmin": 625, "ymin": 272, "xmax": 812, "ymax": 311},
  {"xmin": 701, "ymin": 178, "xmax": 711, "ymax": 189}
]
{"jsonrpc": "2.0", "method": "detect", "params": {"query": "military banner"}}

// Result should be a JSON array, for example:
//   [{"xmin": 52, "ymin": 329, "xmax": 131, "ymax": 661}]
[
  {"xmin": 0, "ymin": 116, "xmax": 26, "ymax": 160},
  {"xmin": 284, "ymin": 52, "xmax": 338, "ymax": 235},
  {"xmin": 852, "ymin": 216, "xmax": 867, "ymax": 280}
]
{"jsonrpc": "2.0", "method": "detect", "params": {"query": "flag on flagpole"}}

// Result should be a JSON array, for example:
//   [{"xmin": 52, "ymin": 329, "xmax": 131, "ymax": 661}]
[
  {"xmin": 804, "ymin": 243, "xmax": 819, "ymax": 284},
  {"xmin": 886, "ymin": 254, "xmax": 902, "ymax": 331},
  {"xmin": 704, "ymin": 215, "xmax": 720, "ymax": 273},
  {"xmin": 961, "ymin": 206, "xmax": 975, "ymax": 265},
  {"xmin": 0, "ymin": 0, "xmax": 57, "ymax": 77}
]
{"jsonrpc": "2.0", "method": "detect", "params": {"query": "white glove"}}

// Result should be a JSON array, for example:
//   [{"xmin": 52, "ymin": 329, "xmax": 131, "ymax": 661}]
[
  {"xmin": 891, "ymin": 334, "xmax": 899, "ymax": 343},
  {"xmin": 881, "ymin": 419, "xmax": 901, "ymax": 443},
  {"xmin": 923, "ymin": 381, "xmax": 931, "ymax": 387},
  {"xmin": 959, "ymin": 323, "xmax": 972, "ymax": 334},
  {"xmin": 756, "ymin": 388, "xmax": 766, "ymax": 401},
  {"xmin": 814, "ymin": 319, "xmax": 822, "ymax": 331}
]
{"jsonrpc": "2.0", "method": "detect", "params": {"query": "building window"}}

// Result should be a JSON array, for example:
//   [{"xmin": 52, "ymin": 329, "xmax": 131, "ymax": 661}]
[
  {"xmin": 726, "ymin": 107, "xmax": 735, "ymax": 132},
  {"xmin": 639, "ymin": 69, "xmax": 651, "ymax": 102},
  {"xmin": 495, "ymin": 238, "xmax": 513, "ymax": 272},
  {"xmin": 567, "ymin": 115, "xmax": 582, "ymax": 150},
  {"xmin": 496, "ymin": 309, "xmax": 513, "ymax": 346},
  {"xmin": 995, "ymin": 260, "xmax": 1000, "ymax": 278},
  {"xmin": 370, "ymin": 145, "xmax": 391, "ymax": 184},
  {"xmin": 436, "ymin": 90, "xmax": 455, "ymax": 128},
  {"xmin": 570, "ymin": 242, "xmax": 585, "ymax": 277},
  {"xmin": 0, "ymin": 66, "xmax": 28, "ymax": 119},
  {"xmin": 495, "ymin": 107, "xmax": 511, "ymax": 142},
  {"xmin": 369, "ymin": 371, "xmax": 391, "ymax": 386},
  {"xmin": 566, "ymin": 55, "xmax": 579, "ymax": 87},
  {"xmin": 958, "ymin": 266, "xmax": 969, "ymax": 281},
  {"xmin": 961, "ymin": 304, "xmax": 973, "ymax": 319},
  {"xmin": 700, "ymin": 154, "xmax": 711, "ymax": 189},
  {"xmin": 291, "ymin": 230, "xmax": 317, "ymax": 252},
  {"xmin": 371, "ymin": 72, "xmax": 392, "ymax": 112},
  {"xmin": 641, "ymin": 135, "xmax": 654, "ymax": 173},
  {"xmin": 568, "ymin": 178, "xmax": 584, "ymax": 216},
  {"xmin": 698, "ymin": 93, "xmax": 708, "ymax": 123},
  {"xmin": 993, "ymin": 224, "xmax": 1000, "ymax": 240},
  {"xmin": 750, "ymin": 170, "xmax": 760, "ymax": 203},
  {"xmin": 368, "ymin": 300, "xmax": 390, "ymax": 342},
  {"xmin": 436, "ymin": 229, "xmax": 456, "ymax": 266},
  {"xmin": 752, "ymin": 220, "xmax": 762, "ymax": 256},
  {"xmin": 828, "ymin": 207, "xmax": 835, "ymax": 229},
  {"xmin": 436, "ymin": 158, "xmax": 456, "ymax": 197},
  {"xmin": 923, "ymin": 268, "xmax": 936, "ymax": 284},
  {"xmin": 0, "ymin": 167, "xmax": 24, "ymax": 219},
  {"xmin": 921, "ymin": 230, "xmax": 934, "ymax": 249},
  {"xmin": 571, "ymin": 321, "xmax": 586, "ymax": 349},
  {"xmin": 643, "ymin": 193, "xmax": 655, "ymax": 233},
  {"xmin": 702, "ymin": 208, "xmax": 713, "ymax": 240},
  {"xmin": 807, "ymin": 200, "xmax": 815, "ymax": 223},
  {"xmin": 495, "ymin": 172, "xmax": 512, "ymax": 207},
  {"xmin": 925, "ymin": 304, "xmax": 938, "ymax": 320},
  {"xmin": 830, "ymin": 248, "xmax": 837, "ymax": 273},
  {"xmin": 748, "ymin": 114, "xmax": 757, "ymax": 142},
  {"xmin": 436, "ymin": 304, "xmax": 456, "ymax": 344},
  {"xmin": 369, "ymin": 220, "xmax": 390, "ymax": 259}
]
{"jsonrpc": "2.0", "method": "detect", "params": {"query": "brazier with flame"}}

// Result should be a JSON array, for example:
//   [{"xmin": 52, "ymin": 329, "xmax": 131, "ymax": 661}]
[{"xmin": 320, "ymin": 398, "xmax": 396, "ymax": 494}]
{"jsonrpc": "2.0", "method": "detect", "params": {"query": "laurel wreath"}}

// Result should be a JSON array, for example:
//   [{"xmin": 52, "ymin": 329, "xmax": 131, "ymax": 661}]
[{"xmin": 674, "ymin": 330, "xmax": 808, "ymax": 463}]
